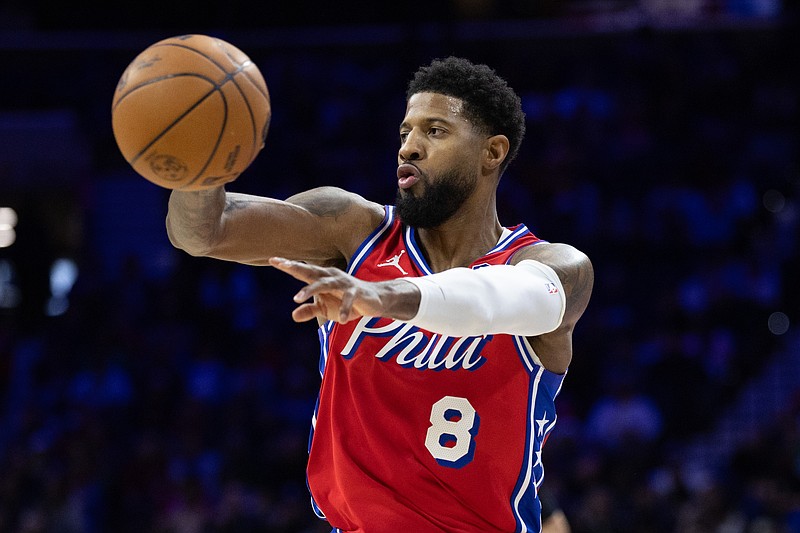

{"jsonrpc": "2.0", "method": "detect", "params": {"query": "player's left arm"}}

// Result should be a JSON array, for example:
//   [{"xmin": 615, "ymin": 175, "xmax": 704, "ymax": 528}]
[
  {"xmin": 510, "ymin": 243, "xmax": 594, "ymax": 374},
  {"xmin": 269, "ymin": 243, "xmax": 592, "ymax": 374},
  {"xmin": 269, "ymin": 242, "xmax": 593, "ymax": 372}
]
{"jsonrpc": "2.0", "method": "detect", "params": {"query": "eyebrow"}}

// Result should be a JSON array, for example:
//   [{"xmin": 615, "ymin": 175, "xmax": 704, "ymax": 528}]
[{"xmin": 399, "ymin": 116, "xmax": 454, "ymax": 130}]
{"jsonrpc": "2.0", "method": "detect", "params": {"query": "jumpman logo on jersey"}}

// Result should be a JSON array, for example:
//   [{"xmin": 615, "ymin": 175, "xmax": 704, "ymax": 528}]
[{"xmin": 377, "ymin": 250, "xmax": 408, "ymax": 275}]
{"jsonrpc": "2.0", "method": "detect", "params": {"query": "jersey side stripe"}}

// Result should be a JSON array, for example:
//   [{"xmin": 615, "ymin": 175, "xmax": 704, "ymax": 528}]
[
  {"xmin": 312, "ymin": 321, "xmax": 335, "ymax": 437},
  {"xmin": 515, "ymin": 335, "xmax": 546, "ymax": 369},
  {"xmin": 318, "ymin": 321, "xmax": 334, "ymax": 378},
  {"xmin": 309, "ymin": 323, "xmax": 334, "ymax": 520},
  {"xmin": 310, "ymin": 493, "xmax": 326, "ymax": 519},
  {"xmin": 511, "ymin": 365, "xmax": 545, "ymax": 533}
]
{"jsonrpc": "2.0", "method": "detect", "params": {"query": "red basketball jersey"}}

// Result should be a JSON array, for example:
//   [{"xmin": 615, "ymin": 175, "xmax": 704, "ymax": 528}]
[{"xmin": 307, "ymin": 206, "xmax": 567, "ymax": 533}]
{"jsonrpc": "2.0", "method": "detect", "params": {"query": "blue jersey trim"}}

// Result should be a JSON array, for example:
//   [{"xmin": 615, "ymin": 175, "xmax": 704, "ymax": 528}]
[
  {"xmin": 310, "ymin": 322, "xmax": 336, "ymax": 521},
  {"xmin": 508, "ymin": 338, "xmax": 566, "ymax": 533},
  {"xmin": 406, "ymin": 223, "xmax": 546, "ymax": 272},
  {"xmin": 403, "ymin": 225, "xmax": 433, "ymax": 275},
  {"xmin": 347, "ymin": 205, "xmax": 394, "ymax": 275},
  {"xmin": 509, "ymin": 365, "xmax": 545, "ymax": 533},
  {"xmin": 317, "ymin": 320, "xmax": 334, "ymax": 378},
  {"xmin": 488, "ymin": 224, "xmax": 531, "ymax": 255}
]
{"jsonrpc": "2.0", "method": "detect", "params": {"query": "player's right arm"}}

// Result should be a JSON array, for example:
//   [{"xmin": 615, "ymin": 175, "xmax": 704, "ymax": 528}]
[{"xmin": 166, "ymin": 185, "xmax": 385, "ymax": 268}]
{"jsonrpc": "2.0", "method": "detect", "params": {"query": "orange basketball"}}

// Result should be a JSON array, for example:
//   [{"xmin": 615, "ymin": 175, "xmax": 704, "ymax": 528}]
[{"xmin": 111, "ymin": 34, "xmax": 271, "ymax": 190}]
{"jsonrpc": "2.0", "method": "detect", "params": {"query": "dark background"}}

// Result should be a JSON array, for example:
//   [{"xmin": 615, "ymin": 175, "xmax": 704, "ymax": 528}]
[{"xmin": 1, "ymin": 1, "xmax": 799, "ymax": 531}]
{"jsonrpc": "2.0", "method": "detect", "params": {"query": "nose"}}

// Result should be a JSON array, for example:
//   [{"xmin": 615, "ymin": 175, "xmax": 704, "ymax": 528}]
[{"xmin": 398, "ymin": 131, "xmax": 422, "ymax": 162}]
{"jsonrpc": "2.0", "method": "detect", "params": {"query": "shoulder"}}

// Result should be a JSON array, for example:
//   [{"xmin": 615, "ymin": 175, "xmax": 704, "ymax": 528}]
[
  {"xmin": 513, "ymin": 242, "xmax": 594, "ymax": 326},
  {"xmin": 286, "ymin": 186, "xmax": 384, "ymax": 220},
  {"xmin": 286, "ymin": 186, "xmax": 387, "ymax": 266},
  {"xmin": 512, "ymin": 242, "xmax": 592, "ymax": 281}
]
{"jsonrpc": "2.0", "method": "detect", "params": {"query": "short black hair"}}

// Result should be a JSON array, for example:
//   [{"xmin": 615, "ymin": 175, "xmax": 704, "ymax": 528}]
[{"xmin": 406, "ymin": 56, "xmax": 526, "ymax": 174}]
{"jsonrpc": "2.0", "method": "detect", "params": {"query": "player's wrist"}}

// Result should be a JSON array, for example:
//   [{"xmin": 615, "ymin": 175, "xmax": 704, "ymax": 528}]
[{"xmin": 381, "ymin": 279, "xmax": 422, "ymax": 321}]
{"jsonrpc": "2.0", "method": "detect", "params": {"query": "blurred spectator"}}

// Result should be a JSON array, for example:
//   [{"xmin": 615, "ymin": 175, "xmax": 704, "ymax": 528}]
[{"xmin": 584, "ymin": 366, "xmax": 664, "ymax": 449}]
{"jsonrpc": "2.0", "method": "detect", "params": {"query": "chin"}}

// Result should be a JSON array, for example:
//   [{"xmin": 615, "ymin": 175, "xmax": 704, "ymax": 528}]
[{"xmin": 397, "ymin": 187, "xmax": 419, "ymax": 198}]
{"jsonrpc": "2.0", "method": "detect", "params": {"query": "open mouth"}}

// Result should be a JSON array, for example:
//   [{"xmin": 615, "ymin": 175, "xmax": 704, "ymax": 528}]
[{"xmin": 397, "ymin": 163, "xmax": 420, "ymax": 189}]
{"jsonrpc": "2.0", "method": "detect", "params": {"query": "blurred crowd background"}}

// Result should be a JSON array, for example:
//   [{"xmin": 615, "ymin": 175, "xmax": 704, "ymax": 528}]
[{"xmin": 1, "ymin": 1, "xmax": 799, "ymax": 532}]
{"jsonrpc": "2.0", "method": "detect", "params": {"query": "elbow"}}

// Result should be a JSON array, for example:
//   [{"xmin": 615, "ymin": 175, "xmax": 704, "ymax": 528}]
[
  {"xmin": 164, "ymin": 188, "xmax": 226, "ymax": 258},
  {"xmin": 538, "ymin": 313, "xmax": 563, "ymax": 336},
  {"xmin": 165, "ymin": 213, "xmax": 216, "ymax": 257}
]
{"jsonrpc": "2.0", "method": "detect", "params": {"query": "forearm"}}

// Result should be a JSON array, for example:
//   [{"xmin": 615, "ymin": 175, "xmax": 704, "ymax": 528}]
[
  {"xmin": 166, "ymin": 188, "xmax": 226, "ymax": 256},
  {"xmin": 269, "ymin": 258, "xmax": 564, "ymax": 335}
]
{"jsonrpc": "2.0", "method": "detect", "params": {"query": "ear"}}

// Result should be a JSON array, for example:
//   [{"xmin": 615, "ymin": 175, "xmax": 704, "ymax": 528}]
[{"xmin": 483, "ymin": 134, "xmax": 509, "ymax": 172}]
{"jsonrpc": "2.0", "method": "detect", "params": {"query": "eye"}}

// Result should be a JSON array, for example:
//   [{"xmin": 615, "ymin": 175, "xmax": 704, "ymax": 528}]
[
  {"xmin": 428, "ymin": 127, "xmax": 444, "ymax": 136},
  {"xmin": 399, "ymin": 131, "xmax": 409, "ymax": 143}
]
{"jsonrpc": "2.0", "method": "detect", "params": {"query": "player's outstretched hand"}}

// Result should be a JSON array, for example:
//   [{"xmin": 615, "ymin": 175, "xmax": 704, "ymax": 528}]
[{"xmin": 269, "ymin": 257, "xmax": 418, "ymax": 324}]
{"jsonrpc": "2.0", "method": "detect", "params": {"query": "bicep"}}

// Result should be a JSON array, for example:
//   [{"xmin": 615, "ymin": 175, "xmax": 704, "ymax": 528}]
[
  {"xmin": 511, "ymin": 243, "xmax": 594, "ymax": 328},
  {"xmin": 213, "ymin": 187, "xmax": 383, "ymax": 266}
]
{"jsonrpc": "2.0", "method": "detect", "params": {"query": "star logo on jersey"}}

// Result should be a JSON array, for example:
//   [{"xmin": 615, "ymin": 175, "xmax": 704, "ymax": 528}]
[
  {"xmin": 377, "ymin": 250, "xmax": 408, "ymax": 275},
  {"xmin": 536, "ymin": 414, "xmax": 550, "ymax": 437}
]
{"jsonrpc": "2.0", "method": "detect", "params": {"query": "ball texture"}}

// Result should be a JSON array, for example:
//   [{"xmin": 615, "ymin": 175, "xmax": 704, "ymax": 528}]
[{"xmin": 112, "ymin": 34, "xmax": 271, "ymax": 190}]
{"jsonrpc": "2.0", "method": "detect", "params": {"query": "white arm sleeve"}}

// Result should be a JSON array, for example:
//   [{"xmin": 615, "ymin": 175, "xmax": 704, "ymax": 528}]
[{"xmin": 402, "ymin": 259, "xmax": 566, "ymax": 337}]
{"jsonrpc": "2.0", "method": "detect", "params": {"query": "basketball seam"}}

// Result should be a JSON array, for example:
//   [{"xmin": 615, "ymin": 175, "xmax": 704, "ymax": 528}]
[
  {"xmin": 183, "ymin": 68, "xmax": 249, "ymax": 187},
  {"xmin": 217, "ymin": 45, "xmax": 269, "ymax": 168},
  {"xmin": 156, "ymin": 41, "xmax": 264, "ymax": 184},
  {"xmin": 125, "ymin": 74, "xmax": 224, "ymax": 169}
]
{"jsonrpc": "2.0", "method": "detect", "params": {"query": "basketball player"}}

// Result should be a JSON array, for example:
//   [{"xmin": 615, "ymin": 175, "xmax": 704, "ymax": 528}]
[{"xmin": 166, "ymin": 57, "xmax": 593, "ymax": 532}]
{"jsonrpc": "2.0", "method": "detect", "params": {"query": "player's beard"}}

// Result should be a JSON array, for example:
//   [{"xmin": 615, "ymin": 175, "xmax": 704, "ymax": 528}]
[{"xmin": 395, "ymin": 167, "xmax": 476, "ymax": 228}]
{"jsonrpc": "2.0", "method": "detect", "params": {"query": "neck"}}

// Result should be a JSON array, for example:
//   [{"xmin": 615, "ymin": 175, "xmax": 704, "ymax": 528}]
[{"xmin": 414, "ymin": 191, "xmax": 502, "ymax": 272}]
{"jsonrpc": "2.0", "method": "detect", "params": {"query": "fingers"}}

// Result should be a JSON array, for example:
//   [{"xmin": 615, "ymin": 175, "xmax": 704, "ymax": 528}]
[
  {"xmin": 291, "ymin": 296, "xmax": 350, "ymax": 324},
  {"xmin": 291, "ymin": 302, "xmax": 322, "ymax": 323},
  {"xmin": 270, "ymin": 257, "xmax": 339, "ymax": 299},
  {"xmin": 272, "ymin": 258, "xmax": 350, "ymax": 304},
  {"xmin": 269, "ymin": 257, "xmax": 321, "ymax": 284},
  {"xmin": 270, "ymin": 257, "xmax": 329, "ymax": 301},
  {"xmin": 295, "ymin": 276, "xmax": 350, "ymax": 305},
  {"xmin": 269, "ymin": 257, "xmax": 360, "ymax": 323},
  {"xmin": 339, "ymin": 289, "xmax": 356, "ymax": 323}
]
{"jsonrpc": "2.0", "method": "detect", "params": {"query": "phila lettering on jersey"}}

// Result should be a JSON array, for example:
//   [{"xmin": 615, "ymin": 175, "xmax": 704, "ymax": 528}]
[{"xmin": 306, "ymin": 206, "xmax": 567, "ymax": 533}]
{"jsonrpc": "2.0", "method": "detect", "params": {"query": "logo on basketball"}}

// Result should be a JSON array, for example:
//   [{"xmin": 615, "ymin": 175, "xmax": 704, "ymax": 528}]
[{"xmin": 147, "ymin": 153, "xmax": 188, "ymax": 182}]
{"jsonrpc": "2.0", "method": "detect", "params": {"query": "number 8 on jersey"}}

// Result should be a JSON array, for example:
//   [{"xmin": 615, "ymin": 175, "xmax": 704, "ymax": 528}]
[{"xmin": 425, "ymin": 396, "xmax": 480, "ymax": 468}]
